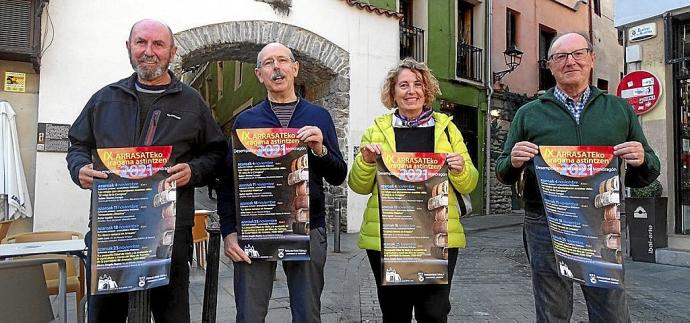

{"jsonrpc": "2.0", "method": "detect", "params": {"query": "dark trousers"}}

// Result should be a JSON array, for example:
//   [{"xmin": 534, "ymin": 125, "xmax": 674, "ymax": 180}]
[
  {"xmin": 86, "ymin": 227, "xmax": 193, "ymax": 323},
  {"xmin": 233, "ymin": 227, "xmax": 328, "ymax": 323},
  {"xmin": 524, "ymin": 211, "xmax": 630, "ymax": 323},
  {"xmin": 366, "ymin": 248, "xmax": 459, "ymax": 323}
]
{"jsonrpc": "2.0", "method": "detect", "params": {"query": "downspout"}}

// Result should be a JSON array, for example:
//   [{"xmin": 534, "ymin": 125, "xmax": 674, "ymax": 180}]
[
  {"xmin": 588, "ymin": 0, "xmax": 593, "ymax": 84},
  {"xmin": 484, "ymin": 0, "xmax": 493, "ymax": 215}
]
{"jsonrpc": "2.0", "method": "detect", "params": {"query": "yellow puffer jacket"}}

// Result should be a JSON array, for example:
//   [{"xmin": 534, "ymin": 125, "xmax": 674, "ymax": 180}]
[{"xmin": 348, "ymin": 112, "xmax": 479, "ymax": 251}]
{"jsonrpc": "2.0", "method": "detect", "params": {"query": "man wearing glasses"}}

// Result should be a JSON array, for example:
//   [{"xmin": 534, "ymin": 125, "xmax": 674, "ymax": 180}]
[
  {"xmin": 218, "ymin": 42, "xmax": 347, "ymax": 322},
  {"xmin": 496, "ymin": 32, "xmax": 659, "ymax": 322}
]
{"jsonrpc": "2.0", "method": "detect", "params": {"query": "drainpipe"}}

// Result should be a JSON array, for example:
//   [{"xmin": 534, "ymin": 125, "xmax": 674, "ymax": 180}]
[
  {"xmin": 484, "ymin": 0, "xmax": 493, "ymax": 215},
  {"xmin": 588, "ymin": 0, "xmax": 593, "ymax": 84}
]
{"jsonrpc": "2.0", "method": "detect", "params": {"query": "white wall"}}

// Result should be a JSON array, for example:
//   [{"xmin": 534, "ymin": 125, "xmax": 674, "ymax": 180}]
[{"xmin": 34, "ymin": 0, "xmax": 399, "ymax": 233}]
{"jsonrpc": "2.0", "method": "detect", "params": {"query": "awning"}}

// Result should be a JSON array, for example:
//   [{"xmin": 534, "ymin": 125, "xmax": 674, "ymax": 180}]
[{"xmin": 0, "ymin": 100, "xmax": 33, "ymax": 220}]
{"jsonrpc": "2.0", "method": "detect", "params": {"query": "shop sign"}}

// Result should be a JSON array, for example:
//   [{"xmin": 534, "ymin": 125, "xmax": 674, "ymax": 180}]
[
  {"xmin": 629, "ymin": 23, "xmax": 656, "ymax": 42},
  {"xmin": 3, "ymin": 72, "xmax": 26, "ymax": 93},
  {"xmin": 617, "ymin": 71, "xmax": 662, "ymax": 115}
]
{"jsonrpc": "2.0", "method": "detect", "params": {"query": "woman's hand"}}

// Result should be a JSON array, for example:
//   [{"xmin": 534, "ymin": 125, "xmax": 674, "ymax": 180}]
[
  {"xmin": 360, "ymin": 144, "xmax": 382, "ymax": 164},
  {"xmin": 446, "ymin": 153, "xmax": 465, "ymax": 174}
]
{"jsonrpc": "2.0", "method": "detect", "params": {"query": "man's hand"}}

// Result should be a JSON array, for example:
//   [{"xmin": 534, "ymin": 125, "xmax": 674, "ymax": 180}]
[
  {"xmin": 511, "ymin": 141, "xmax": 539, "ymax": 168},
  {"xmin": 166, "ymin": 163, "xmax": 191, "ymax": 187},
  {"xmin": 78, "ymin": 164, "xmax": 108, "ymax": 189},
  {"xmin": 223, "ymin": 232, "xmax": 251, "ymax": 264},
  {"xmin": 360, "ymin": 144, "xmax": 382, "ymax": 164},
  {"xmin": 446, "ymin": 153, "xmax": 466, "ymax": 174},
  {"xmin": 614, "ymin": 141, "xmax": 645, "ymax": 167},
  {"xmin": 297, "ymin": 126, "xmax": 324, "ymax": 155}
]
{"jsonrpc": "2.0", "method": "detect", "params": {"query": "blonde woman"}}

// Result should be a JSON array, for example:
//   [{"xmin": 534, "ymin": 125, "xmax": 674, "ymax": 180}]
[{"xmin": 348, "ymin": 58, "xmax": 478, "ymax": 322}]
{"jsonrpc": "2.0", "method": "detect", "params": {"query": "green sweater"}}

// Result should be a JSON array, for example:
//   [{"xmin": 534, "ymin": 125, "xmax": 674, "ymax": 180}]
[{"xmin": 496, "ymin": 86, "xmax": 660, "ymax": 211}]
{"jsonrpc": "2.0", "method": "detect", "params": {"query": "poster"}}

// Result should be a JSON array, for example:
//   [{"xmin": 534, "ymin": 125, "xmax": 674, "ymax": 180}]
[
  {"xmin": 533, "ymin": 146, "xmax": 624, "ymax": 289},
  {"xmin": 376, "ymin": 152, "xmax": 449, "ymax": 285},
  {"xmin": 4, "ymin": 72, "xmax": 26, "ymax": 93},
  {"xmin": 90, "ymin": 146, "xmax": 175, "ymax": 294},
  {"xmin": 36, "ymin": 123, "xmax": 71, "ymax": 152},
  {"xmin": 232, "ymin": 128, "xmax": 310, "ymax": 261}
]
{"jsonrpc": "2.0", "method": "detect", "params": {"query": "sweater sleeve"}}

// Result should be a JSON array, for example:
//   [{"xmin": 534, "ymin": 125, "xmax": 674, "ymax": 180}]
[
  {"xmin": 310, "ymin": 111, "xmax": 347, "ymax": 186},
  {"xmin": 495, "ymin": 108, "xmax": 528, "ymax": 185}
]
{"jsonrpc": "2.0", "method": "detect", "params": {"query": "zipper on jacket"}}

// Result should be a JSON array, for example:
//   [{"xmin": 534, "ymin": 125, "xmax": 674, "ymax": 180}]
[{"xmin": 144, "ymin": 110, "xmax": 161, "ymax": 146}]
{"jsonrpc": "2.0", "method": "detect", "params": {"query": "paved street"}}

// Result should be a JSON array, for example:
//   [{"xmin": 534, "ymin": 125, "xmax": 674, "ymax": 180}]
[{"xmin": 190, "ymin": 188, "xmax": 690, "ymax": 322}]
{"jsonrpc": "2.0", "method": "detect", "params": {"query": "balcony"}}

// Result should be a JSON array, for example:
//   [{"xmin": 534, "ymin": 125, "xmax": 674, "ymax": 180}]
[
  {"xmin": 400, "ymin": 24, "xmax": 425, "ymax": 62},
  {"xmin": 456, "ymin": 42, "xmax": 483, "ymax": 83}
]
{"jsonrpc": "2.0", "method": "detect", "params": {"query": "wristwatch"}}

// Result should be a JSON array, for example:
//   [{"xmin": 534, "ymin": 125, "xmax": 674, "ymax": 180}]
[{"xmin": 312, "ymin": 145, "xmax": 328, "ymax": 157}]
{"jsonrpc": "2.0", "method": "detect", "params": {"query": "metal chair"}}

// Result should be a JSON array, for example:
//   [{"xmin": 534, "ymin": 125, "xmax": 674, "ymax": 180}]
[
  {"xmin": 192, "ymin": 211, "xmax": 210, "ymax": 269},
  {"xmin": 2, "ymin": 230, "xmax": 85, "ymax": 314},
  {"xmin": 0, "ymin": 257, "xmax": 68, "ymax": 323}
]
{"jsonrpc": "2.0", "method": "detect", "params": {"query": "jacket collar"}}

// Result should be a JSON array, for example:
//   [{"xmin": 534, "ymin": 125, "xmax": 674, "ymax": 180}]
[
  {"xmin": 111, "ymin": 70, "xmax": 183, "ymax": 96},
  {"xmin": 539, "ymin": 85, "xmax": 605, "ymax": 107}
]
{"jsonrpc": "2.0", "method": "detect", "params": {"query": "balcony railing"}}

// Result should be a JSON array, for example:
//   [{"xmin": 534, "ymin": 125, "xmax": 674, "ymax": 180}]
[
  {"xmin": 400, "ymin": 24, "xmax": 425, "ymax": 62},
  {"xmin": 456, "ymin": 42, "xmax": 483, "ymax": 83}
]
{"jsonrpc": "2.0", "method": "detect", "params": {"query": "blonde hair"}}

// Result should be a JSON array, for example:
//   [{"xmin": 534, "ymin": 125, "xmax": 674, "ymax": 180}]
[{"xmin": 380, "ymin": 58, "xmax": 441, "ymax": 109}]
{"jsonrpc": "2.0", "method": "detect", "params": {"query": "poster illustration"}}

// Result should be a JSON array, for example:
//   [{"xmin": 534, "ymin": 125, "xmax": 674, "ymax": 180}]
[
  {"xmin": 533, "ymin": 146, "xmax": 624, "ymax": 289},
  {"xmin": 376, "ymin": 152, "xmax": 449, "ymax": 286},
  {"xmin": 90, "ymin": 146, "xmax": 175, "ymax": 294},
  {"xmin": 232, "ymin": 128, "xmax": 310, "ymax": 261}
]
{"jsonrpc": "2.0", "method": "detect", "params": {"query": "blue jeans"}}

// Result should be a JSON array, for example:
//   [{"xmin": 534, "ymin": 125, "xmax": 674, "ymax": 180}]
[
  {"xmin": 523, "ymin": 210, "xmax": 630, "ymax": 323},
  {"xmin": 233, "ymin": 227, "xmax": 328, "ymax": 323}
]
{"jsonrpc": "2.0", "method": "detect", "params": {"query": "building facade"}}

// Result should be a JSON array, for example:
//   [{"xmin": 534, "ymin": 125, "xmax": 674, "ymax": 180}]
[
  {"xmin": 1, "ymin": 0, "xmax": 401, "ymax": 234},
  {"xmin": 616, "ymin": 1, "xmax": 690, "ymax": 263}
]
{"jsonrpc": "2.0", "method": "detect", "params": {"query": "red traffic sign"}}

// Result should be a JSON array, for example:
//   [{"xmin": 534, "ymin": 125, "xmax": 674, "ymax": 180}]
[{"xmin": 617, "ymin": 71, "xmax": 662, "ymax": 115}]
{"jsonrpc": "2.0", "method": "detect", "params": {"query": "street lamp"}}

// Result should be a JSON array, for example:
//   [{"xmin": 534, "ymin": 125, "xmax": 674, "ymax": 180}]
[{"xmin": 493, "ymin": 46, "xmax": 523, "ymax": 83}]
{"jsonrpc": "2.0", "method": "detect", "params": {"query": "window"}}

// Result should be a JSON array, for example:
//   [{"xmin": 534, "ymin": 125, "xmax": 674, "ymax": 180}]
[
  {"xmin": 597, "ymin": 79, "xmax": 609, "ymax": 92},
  {"xmin": 506, "ymin": 9, "xmax": 518, "ymax": 49},
  {"xmin": 234, "ymin": 61, "xmax": 243, "ymax": 91},
  {"xmin": 539, "ymin": 26, "xmax": 557, "ymax": 90},
  {"xmin": 216, "ymin": 61, "xmax": 224, "ymax": 101},
  {"xmin": 593, "ymin": 0, "xmax": 601, "ymax": 16},
  {"xmin": 618, "ymin": 29, "xmax": 624, "ymax": 46},
  {"xmin": 458, "ymin": 1, "xmax": 474, "ymax": 44}
]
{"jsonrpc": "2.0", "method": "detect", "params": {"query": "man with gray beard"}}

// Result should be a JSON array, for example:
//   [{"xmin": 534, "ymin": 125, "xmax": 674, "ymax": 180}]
[{"xmin": 67, "ymin": 19, "xmax": 227, "ymax": 322}]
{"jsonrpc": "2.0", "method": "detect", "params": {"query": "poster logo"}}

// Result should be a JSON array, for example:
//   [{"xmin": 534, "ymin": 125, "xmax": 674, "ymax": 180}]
[
  {"xmin": 539, "ymin": 146, "xmax": 614, "ymax": 178},
  {"xmin": 96, "ymin": 146, "xmax": 172, "ymax": 179},
  {"xmin": 381, "ymin": 152, "xmax": 446, "ymax": 182},
  {"xmin": 236, "ymin": 128, "xmax": 302, "ymax": 158}
]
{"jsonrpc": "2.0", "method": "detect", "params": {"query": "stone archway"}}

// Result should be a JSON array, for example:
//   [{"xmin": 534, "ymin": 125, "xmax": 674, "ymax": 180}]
[{"xmin": 171, "ymin": 20, "xmax": 350, "ymax": 226}]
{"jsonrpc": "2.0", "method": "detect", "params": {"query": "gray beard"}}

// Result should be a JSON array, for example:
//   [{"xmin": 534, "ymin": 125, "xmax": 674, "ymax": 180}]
[{"xmin": 134, "ymin": 64, "xmax": 167, "ymax": 81}]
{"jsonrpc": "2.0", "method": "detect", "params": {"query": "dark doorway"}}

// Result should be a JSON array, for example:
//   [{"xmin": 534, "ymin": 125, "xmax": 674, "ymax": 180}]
[
  {"xmin": 539, "ymin": 26, "xmax": 557, "ymax": 91},
  {"xmin": 441, "ymin": 103, "xmax": 478, "ymax": 165}
]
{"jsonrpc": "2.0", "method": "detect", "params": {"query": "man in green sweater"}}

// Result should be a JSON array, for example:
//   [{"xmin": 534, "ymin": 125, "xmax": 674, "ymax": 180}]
[{"xmin": 496, "ymin": 32, "xmax": 660, "ymax": 323}]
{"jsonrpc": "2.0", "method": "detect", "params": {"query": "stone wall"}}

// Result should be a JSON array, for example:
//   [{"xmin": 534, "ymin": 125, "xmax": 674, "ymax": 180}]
[{"xmin": 489, "ymin": 91, "xmax": 533, "ymax": 214}]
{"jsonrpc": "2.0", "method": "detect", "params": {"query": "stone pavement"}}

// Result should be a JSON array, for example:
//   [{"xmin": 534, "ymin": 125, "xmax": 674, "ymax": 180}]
[{"xmin": 191, "ymin": 188, "xmax": 690, "ymax": 322}]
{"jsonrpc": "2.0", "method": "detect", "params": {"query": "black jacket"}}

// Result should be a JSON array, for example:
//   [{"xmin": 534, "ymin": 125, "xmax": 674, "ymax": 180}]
[{"xmin": 67, "ymin": 72, "xmax": 227, "ymax": 227}]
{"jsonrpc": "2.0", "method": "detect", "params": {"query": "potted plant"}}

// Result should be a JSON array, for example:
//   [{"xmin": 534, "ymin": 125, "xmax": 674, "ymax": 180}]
[{"xmin": 625, "ymin": 179, "xmax": 668, "ymax": 262}]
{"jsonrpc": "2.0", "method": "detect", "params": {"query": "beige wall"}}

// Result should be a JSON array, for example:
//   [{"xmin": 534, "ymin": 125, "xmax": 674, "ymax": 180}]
[
  {"xmin": 492, "ymin": 0, "xmax": 589, "ymax": 95},
  {"xmin": 0, "ymin": 60, "xmax": 38, "ymax": 234},
  {"xmin": 591, "ymin": 0, "xmax": 624, "ymax": 93}
]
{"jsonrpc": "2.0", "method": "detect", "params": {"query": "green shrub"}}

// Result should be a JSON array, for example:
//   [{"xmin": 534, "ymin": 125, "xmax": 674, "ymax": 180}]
[{"xmin": 630, "ymin": 179, "xmax": 663, "ymax": 198}]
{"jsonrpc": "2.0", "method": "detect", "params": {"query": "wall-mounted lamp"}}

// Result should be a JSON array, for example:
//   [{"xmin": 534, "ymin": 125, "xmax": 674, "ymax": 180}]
[{"xmin": 493, "ymin": 46, "xmax": 524, "ymax": 83}]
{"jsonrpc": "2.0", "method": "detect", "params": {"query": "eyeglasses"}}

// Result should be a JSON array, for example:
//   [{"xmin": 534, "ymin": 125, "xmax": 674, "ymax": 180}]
[
  {"xmin": 547, "ymin": 48, "xmax": 591, "ymax": 64},
  {"xmin": 259, "ymin": 56, "xmax": 294, "ymax": 68}
]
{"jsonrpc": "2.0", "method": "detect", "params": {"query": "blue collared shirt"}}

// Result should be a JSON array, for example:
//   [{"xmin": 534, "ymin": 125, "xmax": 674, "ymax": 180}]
[{"xmin": 553, "ymin": 86, "xmax": 591, "ymax": 124}]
